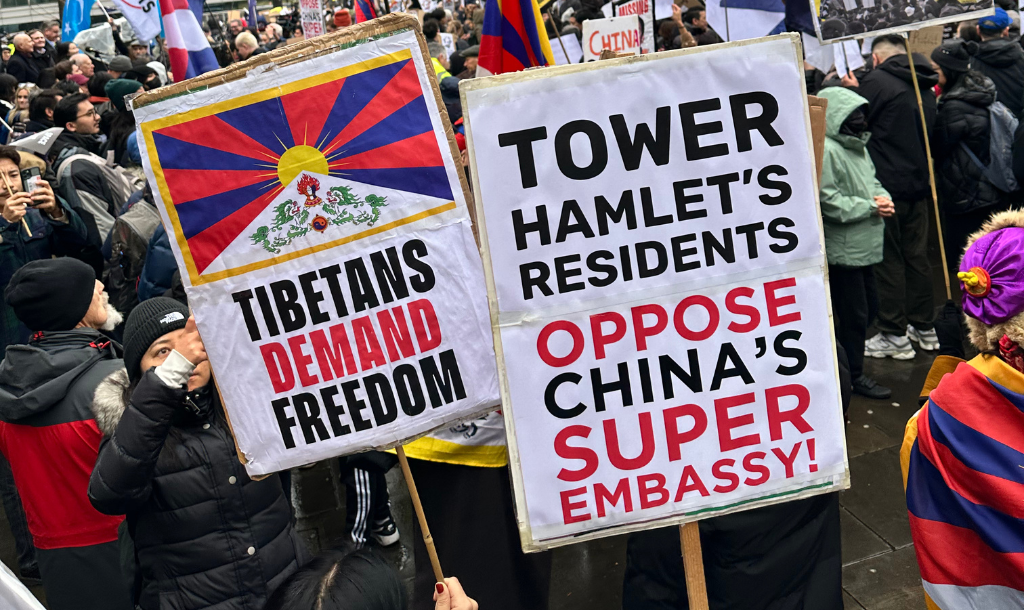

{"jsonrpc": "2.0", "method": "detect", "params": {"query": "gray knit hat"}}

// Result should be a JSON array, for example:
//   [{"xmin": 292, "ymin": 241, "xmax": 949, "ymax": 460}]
[{"xmin": 123, "ymin": 297, "xmax": 189, "ymax": 383}]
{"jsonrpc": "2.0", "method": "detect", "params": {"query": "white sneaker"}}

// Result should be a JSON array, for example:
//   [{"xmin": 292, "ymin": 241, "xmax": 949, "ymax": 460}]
[
  {"xmin": 864, "ymin": 333, "xmax": 916, "ymax": 360},
  {"xmin": 907, "ymin": 325, "xmax": 939, "ymax": 351}
]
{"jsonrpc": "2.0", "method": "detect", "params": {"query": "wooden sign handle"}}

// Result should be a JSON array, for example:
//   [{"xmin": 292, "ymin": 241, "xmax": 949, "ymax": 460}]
[
  {"xmin": 396, "ymin": 445, "xmax": 445, "ymax": 583},
  {"xmin": 680, "ymin": 522, "xmax": 710, "ymax": 610}
]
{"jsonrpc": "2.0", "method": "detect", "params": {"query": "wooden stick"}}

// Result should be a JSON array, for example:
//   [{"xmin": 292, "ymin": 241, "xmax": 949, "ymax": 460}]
[
  {"xmin": 905, "ymin": 36, "xmax": 951, "ymax": 300},
  {"xmin": 0, "ymin": 171, "xmax": 32, "ymax": 238},
  {"xmin": 395, "ymin": 445, "xmax": 445, "ymax": 583},
  {"xmin": 680, "ymin": 522, "xmax": 710, "ymax": 610}
]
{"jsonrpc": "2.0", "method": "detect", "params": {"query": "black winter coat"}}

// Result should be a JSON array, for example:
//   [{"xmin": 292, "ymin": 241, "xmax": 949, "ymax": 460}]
[
  {"xmin": 933, "ymin": 72, "xmax": 1005, "ymax": 215},
  {"xmin": 855, "ymin": 54, "xmax": 938, "ymax": 201},
  {"xmin": 972, "ymin": 38, "xmax": 1024, "ymax": 118},
  {"xmin": 88, "ymin": 370, "xmax": 307, "ymax": 610}
]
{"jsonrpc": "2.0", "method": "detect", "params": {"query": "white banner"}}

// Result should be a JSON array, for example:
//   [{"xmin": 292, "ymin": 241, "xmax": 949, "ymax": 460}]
[
  {"xmin": 582, "ymin": 15, "xmax": 641, "ymax": 62},
  {"xmin": 463, "ymin": 34, "xmax": 848, "ymax": 550},
  {"xmin": 300, "ymin": 0, "xmax": 326, "ymax": 39},
  {"xmin": 110, "ymin": 0, "xmax": 162, "ymax": 43},
  {"xmin": 134, "ymin": 25, "xmax": 499, "ymax": 476}
]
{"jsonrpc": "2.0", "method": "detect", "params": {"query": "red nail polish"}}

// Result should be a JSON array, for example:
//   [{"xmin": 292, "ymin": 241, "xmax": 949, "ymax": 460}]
[{"xmin": 436, "ymin": 583, "xmax": 444, "ymax": 594}]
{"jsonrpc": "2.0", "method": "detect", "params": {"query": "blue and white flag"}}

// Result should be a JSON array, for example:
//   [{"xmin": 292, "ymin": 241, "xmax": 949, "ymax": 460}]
[
  {"xmin": 705, "ymin": 0, "xmax": 785, "ymax": 42},
  {"xmin": 62, "ymin": 0, "xmax": 98, "ymax": 42},
  {"xmin": 111, "ymin": 0, "xmax": 163, "ymax": 41}
]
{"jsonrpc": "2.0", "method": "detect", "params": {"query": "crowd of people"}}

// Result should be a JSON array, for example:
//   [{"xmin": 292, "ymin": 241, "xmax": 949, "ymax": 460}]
[{"xmin": 0, "ymin": 0, "xmax": 1021, "ymax": 608}]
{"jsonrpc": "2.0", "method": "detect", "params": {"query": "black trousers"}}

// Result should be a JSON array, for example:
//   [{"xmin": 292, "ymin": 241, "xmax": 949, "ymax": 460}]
[
  {"xmin": 0, "ymin": 451, "xmax": 35, "ymax": 574},
  {"xmin": 874, "ymin": 198, "xmax": 934, "ymax": 335},
  {"xmin": 621, "ymin": 493, "xmax": 842, "ymax": 610},
  {"xmin": 339, "ymin": 454, "xmax": 393, "ymax": 547},
  {"xmin": 37, "ymin": 541, "xmax": 133, "ymax": 610},
  {"xmin": 829, "ymin": 265, "xmax": 877, "ymax": 380},
  {"xmin": 407, "ymin": 459, "xmax": 552, "ymax": 610}
]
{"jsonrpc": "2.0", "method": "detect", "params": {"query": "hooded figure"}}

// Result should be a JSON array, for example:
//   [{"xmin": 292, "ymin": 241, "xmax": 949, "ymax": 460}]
[
  {"xmin": 817, "ymin": 86, "xmax": 894, "ymax": 399},
  {"xmin": 88, "ymin": 298, "xmax": 307, "ymax": 610},
  {"xmin": 903, "ymin": 210, "xmax": 1024, "ymax": 609},
  {"xmin": 0, "ymin": 258, "xmax": 131, "ymax": 610}
]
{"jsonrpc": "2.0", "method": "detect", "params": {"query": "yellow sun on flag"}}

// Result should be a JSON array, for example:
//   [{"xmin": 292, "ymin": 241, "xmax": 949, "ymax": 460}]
[{"xmin": 276, "ymin": 145, "xmax": 330, "ymax": 186}]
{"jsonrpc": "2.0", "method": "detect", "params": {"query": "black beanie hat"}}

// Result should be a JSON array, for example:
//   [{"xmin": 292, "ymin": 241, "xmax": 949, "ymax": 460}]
[
  {"xmin": 5, "ymin": 258, "xmax": 96, "ymax": 332},
  {"xmin": 123, "ymin": 297, "xmax": 190, "ymax": 383},
  {"xmin": 932, "ymin": 40, "xmax": 977, "ymax": 75}
]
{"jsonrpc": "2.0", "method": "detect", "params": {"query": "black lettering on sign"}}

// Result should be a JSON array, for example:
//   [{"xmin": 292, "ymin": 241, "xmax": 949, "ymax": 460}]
[{"xmin": 498, "ymin": 126, "xmax": 547, "ymax": 189}]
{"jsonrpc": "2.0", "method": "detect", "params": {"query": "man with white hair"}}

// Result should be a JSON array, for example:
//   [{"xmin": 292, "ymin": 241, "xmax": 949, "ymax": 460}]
[
  {"xmin": 0, "ymin": 257, "xmax": 132, "ymax": 610},
  {"xmin": 70, "ymin": 53, "xmax": 95, "ymax": 78},
  {"xmin": 234, "ymin": 31, "xmax": 267, "ymax": 60},
  {"xmin": 5, "ymin": 34, "xmax": 42, "ymax": 84}
]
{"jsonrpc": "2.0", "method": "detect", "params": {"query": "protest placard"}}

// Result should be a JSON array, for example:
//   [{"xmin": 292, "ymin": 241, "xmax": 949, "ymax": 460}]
[
  {"xmin": 813, "ymin": 0, "xmax": 992, "ymax": 42},
  {"xmin": 614, "ymin": 0, "xmax": 654, "ymax": 53},
  {"xmin": 551, "ymin": 34, "xmax": 585, "ymax": 65},
  {"xmin": 582, "ymin": 15, "xmax": 642, "ymax": 62},
  {"xmin": 440, "ymin": 32, "xmax": 457, "ymax": 58},
  {"xmin": 462, "ymin": 34, "xmax": 849, "ymax": 550},
  {"xmin": 300, "ymin": 0, "xmax": 325, "ymax": 39},
  {"xmin": 132, "ymin": 14, "xmax": 499, "ymax": 476}
]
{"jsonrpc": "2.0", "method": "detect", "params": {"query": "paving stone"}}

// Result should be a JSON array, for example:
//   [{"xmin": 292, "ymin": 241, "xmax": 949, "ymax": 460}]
[
  {"xmin": 840, "ymin": 446, "xmax": 913, "ymax": 548},
  {"xmin": 842, "ymin": 546, "xmax": 924, "ymax": 610},
  {"xmin": 550, "ymin": 535, "xmax": 628, "ymax": 610},
  {"xmin": 841, "ymin": 507, "xmax": 891, "ymax": 567},
  {"xmin": 844, "ymin": 590, "xmax": 867, "ymax": 610}
]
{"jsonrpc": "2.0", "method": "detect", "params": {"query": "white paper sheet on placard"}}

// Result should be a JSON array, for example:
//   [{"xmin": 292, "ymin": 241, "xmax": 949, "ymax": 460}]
[
  {"xmin": 551, "ymin": 34, "xmax": 585, "ymax": 65},
  {"xmin": 462, "ymin": 34, "xmax": 850, "ymax": 551},
  {"xmin": 582, "ymin": 15, "xmax": 641, "ymax": 61},
  {"xmin": 833, "ymin": 39, "xmax": 864, "ymax": 77},
  {"xmin": 440, "ymin": 32, "xmax": 456, "ymax": 58},
  {"xmin": 801, "ymin": 32, "xmax": 832, "ymax": 73},
  {"xmin": 134, "ymin": 27, "xmax": 499, "ymax": 476}
]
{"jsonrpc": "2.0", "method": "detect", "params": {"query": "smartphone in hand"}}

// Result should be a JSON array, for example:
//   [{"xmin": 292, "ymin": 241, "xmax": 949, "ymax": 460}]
[{"xmin": 19, "ymin": 167, "xmax": 41, "ymax": 196}]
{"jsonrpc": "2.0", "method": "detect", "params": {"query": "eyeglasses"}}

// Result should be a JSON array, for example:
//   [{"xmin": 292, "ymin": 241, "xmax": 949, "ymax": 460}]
[{"xmin": 76, "ymin": 109, "xmax": 97, "ymax": 119}]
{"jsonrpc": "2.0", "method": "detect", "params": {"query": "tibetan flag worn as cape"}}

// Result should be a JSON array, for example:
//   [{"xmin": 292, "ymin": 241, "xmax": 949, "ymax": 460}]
[
  {"xmin": 903, "ymin": 355, "xmax": 1024, "ymax": 609},
  {"xmin": 478, "ymin": 0, "xmax": 555, "ymax": 75},
  {"xmin": 355, "ymin": 0, "xmax": 377, "ymax": 23}
]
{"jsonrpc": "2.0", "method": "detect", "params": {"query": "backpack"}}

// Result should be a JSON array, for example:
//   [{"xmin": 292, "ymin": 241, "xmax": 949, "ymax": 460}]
[
  {"xmin": 960, "ymin": 100, "xmax": 1020, "ymax": 193},
  {"xmin": 103, "ymin": 198, "xmax": 162, "ymax": 318},
  {"xmin": 54, "ymin": 149, "xmax": 146, "ymax": 213}
]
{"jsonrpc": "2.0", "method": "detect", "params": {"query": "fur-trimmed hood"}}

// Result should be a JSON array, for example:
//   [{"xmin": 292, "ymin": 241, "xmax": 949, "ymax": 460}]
[
  {"xmin": 91, "ymin": 369, "xmax": 129, "ymax": 436},
  {"xmin": 962, "ymin": 209, "xmax": 1024, "ymax": 352}
]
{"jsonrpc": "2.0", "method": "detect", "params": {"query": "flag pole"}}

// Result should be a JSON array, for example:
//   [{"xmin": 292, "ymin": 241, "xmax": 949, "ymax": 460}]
[
  {"xmin": 547, "ymin": 7, "xmax": 570, "ymax": 63},
  {"xmin": 723, "ymin": 0, "xmax": 731, "ymax": 41},
  {"xmin": 680, "ymin": 522, "xmax": 710, "ymax": 609},
  {"xmin": 95, "ymin": 0, "xmax": 114, "ymax": 22},
  {"xmin": 903, "ymin": 32, "xmax": 951, "ymax": 300},
  {"xmin": 396, "ymin": 445, "xmax": 445, "ymax": 583}
]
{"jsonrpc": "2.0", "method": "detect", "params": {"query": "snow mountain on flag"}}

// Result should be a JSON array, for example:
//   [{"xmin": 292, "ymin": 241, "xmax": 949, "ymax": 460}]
[{"xmin": 144, "ymin": 53, "xmax": 455, "ymax": 283}]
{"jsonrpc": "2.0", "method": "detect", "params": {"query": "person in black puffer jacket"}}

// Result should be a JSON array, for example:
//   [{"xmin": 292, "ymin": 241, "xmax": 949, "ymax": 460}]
[
  {"xmin": 930, "ymin": 40, "xmax": 1009, "ymax": 275},
  {"xmin": 88, "ymin": 298, "xmax": 308, "ymax": 610}
]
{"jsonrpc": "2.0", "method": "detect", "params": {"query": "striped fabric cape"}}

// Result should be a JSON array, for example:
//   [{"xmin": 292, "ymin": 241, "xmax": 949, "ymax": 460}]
[{"xmin": 902, "ymin": 354, "xmax": 1024, "ymax": 609}]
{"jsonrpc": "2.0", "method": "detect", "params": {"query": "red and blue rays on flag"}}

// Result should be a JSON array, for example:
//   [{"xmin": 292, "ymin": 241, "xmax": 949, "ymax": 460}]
[
  {"xmin": 478, "ymin": 0, "xmax": 555, "ymax": 75},
  {"xmin": 355, "ymin": 0, "xmax": 378, "ymax": 23},
  {"xmin": 904, "ymin": 355, "xmax": 1024, "ymax": 608},
  {"xmin": 161, "ymin": 0, "xmax": 219, "ymax": 81},
  {"xmin": 148, "ymin": 56, "xmax": 452, "ymax": 276}
]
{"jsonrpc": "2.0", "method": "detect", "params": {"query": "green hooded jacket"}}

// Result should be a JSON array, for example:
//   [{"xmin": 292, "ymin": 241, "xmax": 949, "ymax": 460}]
[{"xmin": 817, "ymin": 86, "xmax": 890, "ymax": 268}]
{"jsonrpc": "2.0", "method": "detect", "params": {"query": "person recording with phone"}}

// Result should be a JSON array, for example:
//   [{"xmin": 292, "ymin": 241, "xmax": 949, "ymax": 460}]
[{"xmin": 0, "ymin": 146, "xmax": 88, "ymax": 358}]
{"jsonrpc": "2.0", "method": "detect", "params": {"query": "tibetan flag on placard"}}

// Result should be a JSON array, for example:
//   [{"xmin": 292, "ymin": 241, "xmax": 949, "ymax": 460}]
[
  {"xmin": 478, "ymin": 0, "xmax": 555, "ymax": 76},
  {"xmin": 902, "ymin": 354, "xmax": 1024, "ymax": 609},
  {"xmin": 161, "ymin": 0, "xmax": 220, "ymax": 82},
  {"xmin": 140, "ymin": 51, "xmax": 455, "ymax": 285},
  {"xmin": 355, "ymin": 0, "xmax": 378, "ymax": 22}
]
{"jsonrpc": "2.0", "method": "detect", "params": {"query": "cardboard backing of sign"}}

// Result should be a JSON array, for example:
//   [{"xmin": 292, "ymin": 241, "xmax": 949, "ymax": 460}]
[
  {"xmin": 133, "ymin": 14, "xmax": 500, "ymax": 476},
  {"xmin": 462, "ymin": 33, "xmax": 850, "ymax": 551}
]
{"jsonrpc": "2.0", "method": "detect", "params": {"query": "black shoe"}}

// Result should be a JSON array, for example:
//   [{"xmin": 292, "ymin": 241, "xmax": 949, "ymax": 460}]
[
  {"xmin": 371, "ymin": 514, "xmax": 400, "ymax": 547},
  {"xmin": 853, "ymin": 375, "xmax": 891, "ymax": 399},
  {"xmin": 19, "ymin": 564, "xmax": 41, "ymax": 585}
]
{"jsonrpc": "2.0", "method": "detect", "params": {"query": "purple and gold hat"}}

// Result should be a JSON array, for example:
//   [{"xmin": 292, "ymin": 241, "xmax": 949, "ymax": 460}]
[{"xmin": 959, "ymin": 226, "xmax": 1024, "ymax": 325}]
